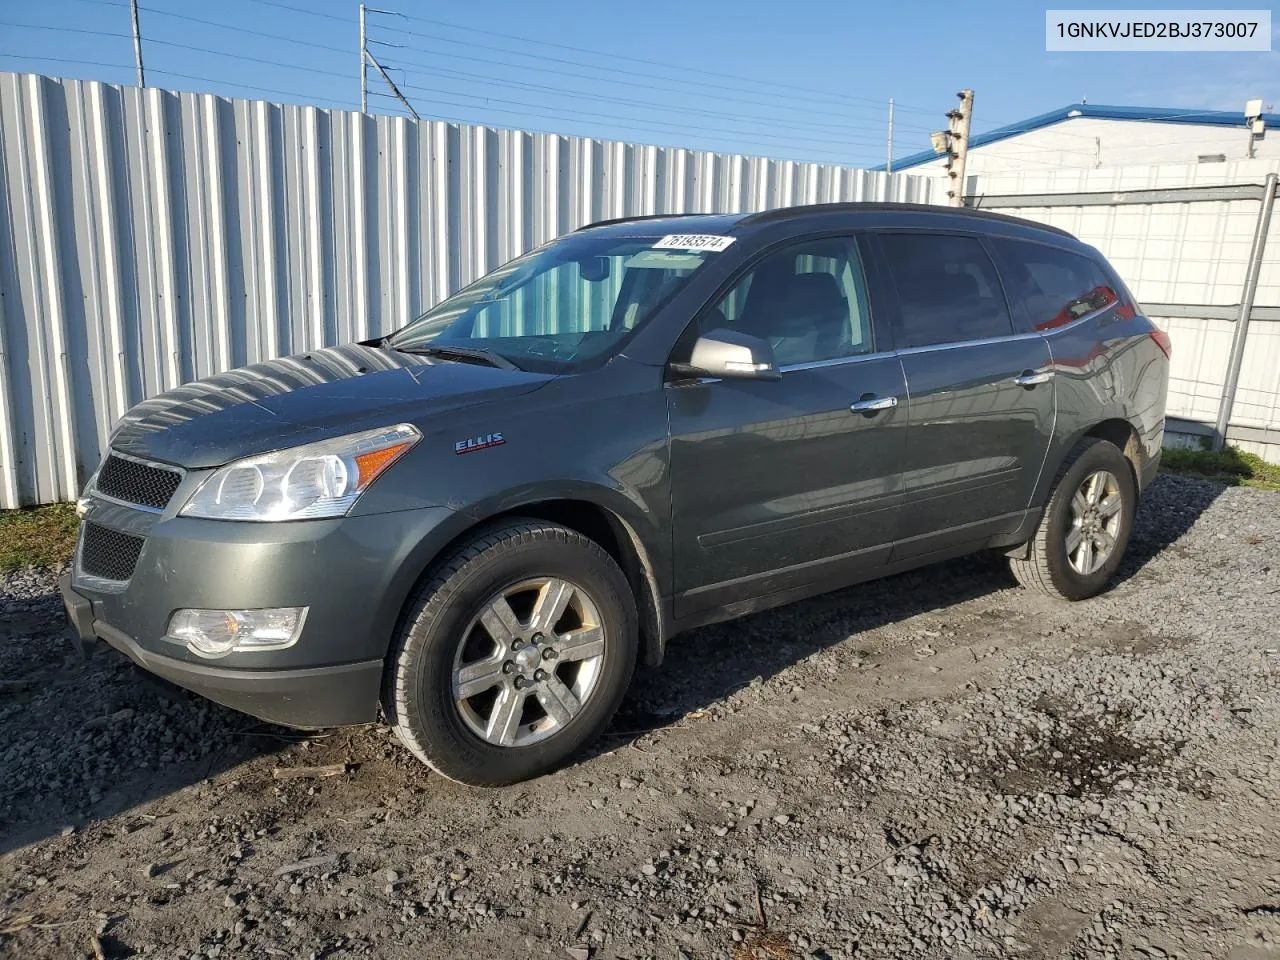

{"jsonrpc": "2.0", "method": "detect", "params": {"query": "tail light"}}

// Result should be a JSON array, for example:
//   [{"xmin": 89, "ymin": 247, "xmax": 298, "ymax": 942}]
[{"xmin": 1149, "ymin": 329, "xmax": 1172, "ymax": 358}]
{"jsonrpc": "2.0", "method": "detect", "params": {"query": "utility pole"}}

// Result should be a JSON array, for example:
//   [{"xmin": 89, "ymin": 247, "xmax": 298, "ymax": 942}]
[
  {"xmin": 129, "ymin": 0, "xmax": 146, "ymax": 87},
  {"xmin": 359, "ymin": 3, "xmax": 367, "ymax": 113},
  {"xmin": 946, "ymin": 89, "xmax": 973, "ymax": 207},
  {"xmin": 886, "ymin": 98, "xmax": 895, "ymax": 173}
]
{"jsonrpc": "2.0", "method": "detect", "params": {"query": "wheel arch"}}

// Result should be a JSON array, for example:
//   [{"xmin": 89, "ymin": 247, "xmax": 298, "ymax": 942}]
[
  {"xmin": 379, "ymin": 490, "xmax": 669, "ymax": 680},
  {"xmin": 1039, "ymin": 417, "xmax": 1144, "ymax": 504},
  {"xmin": 1011, "ymin": 417, "xmax": 1144, "ymax": 560},
  {"xmin": 1080, "ymin": 418, "xmax": 1143, "ymax": 487}
]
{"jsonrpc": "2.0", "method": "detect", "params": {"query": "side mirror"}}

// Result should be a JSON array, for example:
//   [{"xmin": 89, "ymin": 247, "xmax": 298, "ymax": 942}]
[{"xmin": 670, "ymin": 328, "xmax": 781, "ymax": 382}]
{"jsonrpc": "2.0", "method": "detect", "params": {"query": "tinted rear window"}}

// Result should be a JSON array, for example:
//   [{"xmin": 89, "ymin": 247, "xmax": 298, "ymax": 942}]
[
  {"xmin": 991, "ymin": 239, "xmax": 1118, "ymax": 331},
  {"xmin": 877, "ymin": 233, "xmax": 1014, "ymax": 348}
]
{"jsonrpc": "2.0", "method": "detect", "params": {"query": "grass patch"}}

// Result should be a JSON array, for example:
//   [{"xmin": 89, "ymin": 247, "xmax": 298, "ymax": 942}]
[
  {"xmin": 1161, "ymin": 445, "xmax": 1280, "ymax": 491},
  {"xmin": 0, "ymin": 503, "xmax": 80, "ymax": 572}
]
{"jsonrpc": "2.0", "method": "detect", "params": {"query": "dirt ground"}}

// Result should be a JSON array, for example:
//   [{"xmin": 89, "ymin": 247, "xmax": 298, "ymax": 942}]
[{"xmin": 2, "ymin": 473, "xmax": 1279, "ymax": 960}]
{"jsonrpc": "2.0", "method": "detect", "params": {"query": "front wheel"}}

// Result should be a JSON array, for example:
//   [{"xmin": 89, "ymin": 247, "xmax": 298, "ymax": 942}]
[
  {"xmin": 384, "ymin": 519, "xmax": 637, "ymax": 786},
  {"xmin": 1009, "ymin": 437, "xmax": 1136, "ymax": 601}
]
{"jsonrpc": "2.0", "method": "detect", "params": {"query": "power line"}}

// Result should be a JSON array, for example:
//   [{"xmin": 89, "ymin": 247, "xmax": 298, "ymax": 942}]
[
  {"xmin": 147, "ymin": 68, "xmax": 353, "ymax": 107},
  {"xmin": 242, "ymin": 0, "xmax": 350, "ymax": 24},
  {"xmin": 0, "ymin": 49, "xmax": 355, "ymax": 108},
  {"xmin": 388, "ymin": 75, "xmax": 876, "ymax": 152},
  {"xmin": 367, "ymin": 21, "xmax": 916, "ymax": 123},
  {"xmin": 374, "ymin": 59, "xmax": 913, "ymax": 144},
  {"xmin": 0, "ymin": 20, "xmax": 132, "ymax": 41},
  {"xmin": 0, "ymin": 34, "xmax": 878, "ymax": 160},
  {"xmin": 368, "ymin": 6, "xmax": 941, "ymax": 119},
  {"xmin": 136, "ymin": 5, "xmax": 350, "ymax": 56},
  {"xmin": 362, "ymin": 89, "xmax": 870, "ymax": 162},
  {"xmin": 0, "ymin": 52, "xmax": 133, "ymax": 76},
  {"xmin": 146, "ymin": 37, "xmax": 350, "ymax": 80},
  {"xmin": 365, "ymin": 33, "xmax": 924, "ymax": 132},
  {"xmin": 0, "ymin": 20, "xmax": 351, "ymax": 84},
  {"xmin": 49, "ymin": 2, "xmax": 910, "ymax": 145},
  {"xmin": 2, "ymin": 13, "xmax": 897, "ymax": 162},
  {"xmin": 243, "ymin": 0, "xmax": 938, "ymax": 128}
]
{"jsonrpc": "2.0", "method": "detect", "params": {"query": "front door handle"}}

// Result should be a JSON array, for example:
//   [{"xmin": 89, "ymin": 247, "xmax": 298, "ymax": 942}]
[
  {"xmin": 850, "ymin": 395, "xmax": 898, "ymax": 413},
  {"xmin": 1014, "ymin": 369, "xmax": 1054, "ymax": 387}
]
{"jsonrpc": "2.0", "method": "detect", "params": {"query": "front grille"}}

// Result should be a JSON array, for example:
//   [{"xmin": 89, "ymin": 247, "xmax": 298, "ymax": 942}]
[
  {"xmin": 95, "ymin": 454, "xmax": 182, "ymax": 510},
  {"xmin": 80, "ymin": 523, "xmax": 145, "ymax": 582}
]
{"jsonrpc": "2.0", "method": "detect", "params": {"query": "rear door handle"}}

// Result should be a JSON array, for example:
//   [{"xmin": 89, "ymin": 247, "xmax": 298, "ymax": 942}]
[
  {"xmin": 850, "ymin": 395, "xmax": 898, "ymax": 413},
  {"xmin": 1014, "ymin": 369, "xmax": 1054, "ymax": 386}
]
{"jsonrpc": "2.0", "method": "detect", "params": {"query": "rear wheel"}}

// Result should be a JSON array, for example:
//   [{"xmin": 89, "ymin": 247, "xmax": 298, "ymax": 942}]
[
  {"xmin": 384, "ymin": 519, "xmax": 637, "ymax": 786},
  {"xmin": 1009, "ymin": 437, "xmax": 1136, "ymax": 601}
]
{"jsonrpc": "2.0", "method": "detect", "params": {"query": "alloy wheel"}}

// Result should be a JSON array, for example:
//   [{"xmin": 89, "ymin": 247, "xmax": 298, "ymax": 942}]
[
  {"xmin": 451, "ymin": 577, "xmax": 606, "ymax": 747},
  {"xmin": 1066, "ymin": 469, "xmax": 1123, "ymax": 576}
]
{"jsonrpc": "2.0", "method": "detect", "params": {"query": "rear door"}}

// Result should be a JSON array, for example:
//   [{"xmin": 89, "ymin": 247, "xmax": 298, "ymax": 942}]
[
  {"xmin": 666, "ymin": 234, "xmax": 907, "ymax": 617},
  {"xmin": 866, "ymin": 231, "xmax": 1055, "ymax": 558}
]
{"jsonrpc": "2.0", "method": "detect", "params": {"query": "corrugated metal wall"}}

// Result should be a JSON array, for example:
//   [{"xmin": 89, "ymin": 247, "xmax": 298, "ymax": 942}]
[
  {"xmin": 968, "ymin": 161, "xmax": 1280, "ymax": 458},
  {"xmin": 0, "ymin": 72, "xmax": 939, "ymax": 509}
]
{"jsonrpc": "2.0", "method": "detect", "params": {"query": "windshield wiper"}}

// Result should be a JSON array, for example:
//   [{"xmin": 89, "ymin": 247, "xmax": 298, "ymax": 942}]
[{"xmin": 389, "ymin": 343, "xmax": 521, "ymax": 371}]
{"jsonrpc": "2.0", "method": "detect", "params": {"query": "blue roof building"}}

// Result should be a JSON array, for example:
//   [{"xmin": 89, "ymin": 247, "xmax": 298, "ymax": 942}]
[{"xmin": 878, "ymin": 103, "xmax": 1278, "ymax": 174}]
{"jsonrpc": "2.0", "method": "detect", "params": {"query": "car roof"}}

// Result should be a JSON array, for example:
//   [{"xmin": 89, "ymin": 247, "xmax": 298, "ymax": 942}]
[{"xmin": 577, "ymin": 202, "xmax": 1073, "ymax": 242}]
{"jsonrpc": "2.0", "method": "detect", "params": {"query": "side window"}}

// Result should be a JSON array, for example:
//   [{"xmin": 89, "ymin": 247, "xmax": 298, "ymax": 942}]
[
  {"xmin": 877, "ymin": 233, "xmax": 1014, "ymax": 349},
  {"xmin": 702, "ymin": 237, "xmax": 874, "ymax": 366},
  {"xmin": 991, "ymin": 239, "xmax": 1118, "ymax": 331}
]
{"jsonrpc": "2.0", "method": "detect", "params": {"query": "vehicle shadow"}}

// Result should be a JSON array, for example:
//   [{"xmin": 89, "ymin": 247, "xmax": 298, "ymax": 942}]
[
  {"xmin": 0, "ymin": 475, "xmax": 1221, "ymax": 853},
  {"xmin": 607, "ymin": 472, "xmax": 1222, "ymax": 746}
]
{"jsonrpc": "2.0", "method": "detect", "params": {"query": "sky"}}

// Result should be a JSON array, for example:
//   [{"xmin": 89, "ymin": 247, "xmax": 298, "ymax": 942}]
[{"xmin": 0, "ymin": 0, "xmax": 1276, "ymax": 168}]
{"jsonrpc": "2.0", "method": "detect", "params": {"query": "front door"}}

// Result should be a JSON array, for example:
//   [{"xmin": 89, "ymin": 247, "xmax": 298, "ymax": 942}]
[
  {"xmin": 666, "ymin": 235, "xmax": 908, "ymax": 618},
  {"xmin": 868, "ymin": 231, "xmax": 1056, "ymax": 556}
]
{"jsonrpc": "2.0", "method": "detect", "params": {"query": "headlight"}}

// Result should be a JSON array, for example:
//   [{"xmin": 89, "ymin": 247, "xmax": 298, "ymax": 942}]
[{"xmin": 181, "ymin": 424, "xmax": 420, "ymax": 521}]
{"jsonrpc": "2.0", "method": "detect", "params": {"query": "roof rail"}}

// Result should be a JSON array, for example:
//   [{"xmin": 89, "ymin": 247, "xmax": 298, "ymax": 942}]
[
  {"xmin": 575, "ymin": 212, "xmax": 717, "ymax": 231},
  {"xmin": 738, "ymin": 201, "xmax": 1075, "ymax": 238}
]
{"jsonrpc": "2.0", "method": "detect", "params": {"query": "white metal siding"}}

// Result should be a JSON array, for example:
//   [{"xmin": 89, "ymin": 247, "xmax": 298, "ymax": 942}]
[
  {"xmin": 0, "ymin": 72, "xmax": 939, "ymax": 508},
  {"xmin": 969, "ymin": 162, "xmax": 1280, "ymax": 449}
]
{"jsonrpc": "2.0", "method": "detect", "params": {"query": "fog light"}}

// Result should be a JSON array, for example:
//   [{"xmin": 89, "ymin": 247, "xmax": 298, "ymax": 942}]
[{"xmin": 167, "ymin": 608, "xmax": 307, "ymax": 659}]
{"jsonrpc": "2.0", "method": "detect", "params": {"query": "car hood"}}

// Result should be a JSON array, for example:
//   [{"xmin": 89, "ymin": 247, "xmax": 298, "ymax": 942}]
[{"xmin": 108, "ymin": 343, "xmax": 554, "ymax": 468}]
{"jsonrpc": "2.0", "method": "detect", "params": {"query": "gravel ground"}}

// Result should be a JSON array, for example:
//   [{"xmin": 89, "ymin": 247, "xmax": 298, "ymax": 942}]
[{"xmin": 2, "ymin": 474, "xmax": 1278, "ymax": 960}]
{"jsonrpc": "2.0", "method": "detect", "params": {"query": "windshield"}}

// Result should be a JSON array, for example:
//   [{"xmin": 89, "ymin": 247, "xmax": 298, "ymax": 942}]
[{"xmin": 386, "ymin": 233, "xmax": 726, "ymax": 372}]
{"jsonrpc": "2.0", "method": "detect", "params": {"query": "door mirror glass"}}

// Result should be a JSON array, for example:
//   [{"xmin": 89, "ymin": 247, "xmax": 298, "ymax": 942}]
[{"xmin": 673, "ymin": 328, "xmax": 781, "ymax": 381}]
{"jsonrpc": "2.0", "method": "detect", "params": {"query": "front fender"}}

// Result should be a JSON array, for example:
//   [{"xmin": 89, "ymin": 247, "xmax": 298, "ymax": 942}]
[{"xmin": 369, "ymin": 477, "xmax": 671, "ymax": 669}]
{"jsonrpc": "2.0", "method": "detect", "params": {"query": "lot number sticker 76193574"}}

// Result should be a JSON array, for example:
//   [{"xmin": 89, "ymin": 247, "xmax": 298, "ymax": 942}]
[{"xmin": 652, "ymin": 234, "xmax": 737, "ymax": 252}]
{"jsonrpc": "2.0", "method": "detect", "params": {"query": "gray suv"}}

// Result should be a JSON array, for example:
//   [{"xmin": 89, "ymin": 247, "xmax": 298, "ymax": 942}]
[{"xmin": 60, "ymin": 203, "xmax": 1170, "ymax": 785}]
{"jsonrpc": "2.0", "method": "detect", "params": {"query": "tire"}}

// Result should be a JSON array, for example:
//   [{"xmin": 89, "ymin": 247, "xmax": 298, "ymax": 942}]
[
  {"xmin": 1009, "ymin": 437, "xmax": 1137, "ymax": 601},
  {"xmin": 384, "ymin": 519, "xmax": 638, "ymax": 786}
]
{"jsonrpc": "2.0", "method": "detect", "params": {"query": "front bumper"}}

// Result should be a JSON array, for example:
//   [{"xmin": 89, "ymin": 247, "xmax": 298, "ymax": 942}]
[
  {"xmin": 64, "ymin": 491, "xmax": 458, "ymax": 729},
  {"xmin": 62, "ymin": 573, "xmax": 382, "ymax": 727},
  {"xmin": 61, "ymin": 575, "xmax": 384, "ymax": 728}
]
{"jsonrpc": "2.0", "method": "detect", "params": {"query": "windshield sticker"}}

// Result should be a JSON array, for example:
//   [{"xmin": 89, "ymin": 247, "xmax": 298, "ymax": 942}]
[
  {"xmin": 625, "ymin": 250, "xmax": 706, "ymax": 270},
  {"xmin": 652, "ymin": 234, "xmax": 736, "ymax": 252}
]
